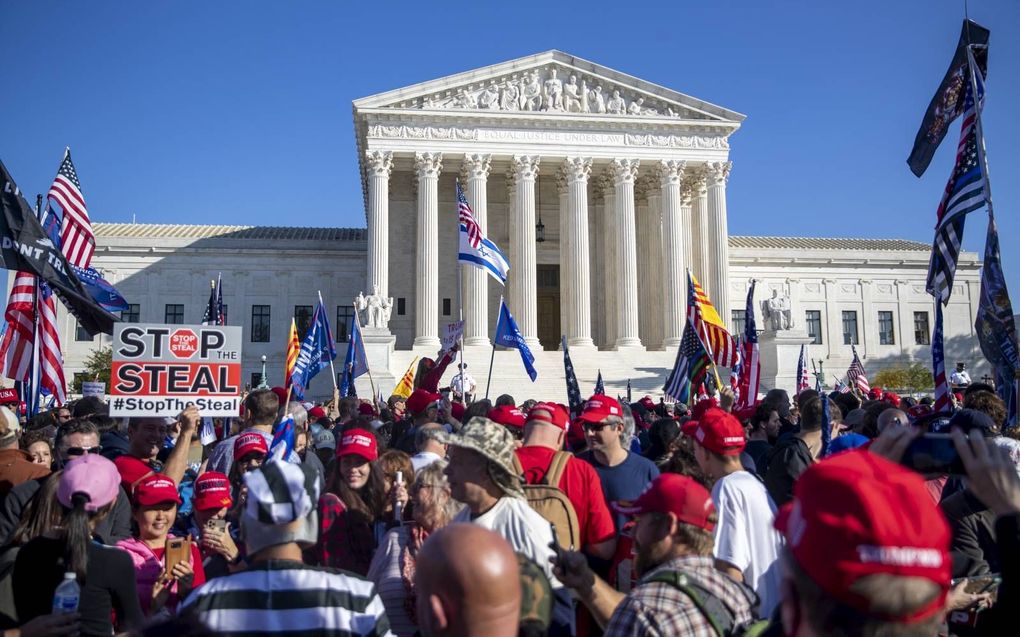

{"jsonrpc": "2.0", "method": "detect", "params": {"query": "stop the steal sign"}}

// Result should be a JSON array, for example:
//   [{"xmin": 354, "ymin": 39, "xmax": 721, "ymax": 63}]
[{"xmin": 110, "ymin": 323, "xmax": 243, "ymax": 417}]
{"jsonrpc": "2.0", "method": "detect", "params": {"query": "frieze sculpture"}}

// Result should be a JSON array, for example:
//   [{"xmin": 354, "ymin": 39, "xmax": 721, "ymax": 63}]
[
  {"xmin": 355, "ymin": 285, "xmax": 393, "ymax": 329},
  {"xmin": 393, "ymin": 65, "xmax": 702, "ymax": 119},
  {"xmin": 761, "ymin": 289, "xmax": 794, "ymax": 331}
]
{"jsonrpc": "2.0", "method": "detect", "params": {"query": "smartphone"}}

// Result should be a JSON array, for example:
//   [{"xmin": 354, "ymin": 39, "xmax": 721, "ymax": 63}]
[
  {"xmin": 164, "ymin": 537, "xmax": 191, "ymax": 576},
  {"xmin": 901, "ymin": 433, "xmax": 965, "ymax": 475},
  {"xmin": 204, "ymin": 518, "xmax": 227, "ymax": 533},
  {"xmin": 952, "ymin": 574, "xmax": 1001, "ymax": 595}
]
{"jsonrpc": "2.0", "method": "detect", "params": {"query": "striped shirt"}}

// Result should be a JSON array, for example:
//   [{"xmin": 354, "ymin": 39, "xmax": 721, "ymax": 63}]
[{"xmin": 180, "ymin": 559, "xmax": 394, "ymax": 636}]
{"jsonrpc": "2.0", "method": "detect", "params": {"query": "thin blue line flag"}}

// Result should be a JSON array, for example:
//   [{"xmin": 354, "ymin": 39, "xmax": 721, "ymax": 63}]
[
  {"xmin": 340, "ymin": 312, "xmax": 369, "ymax": 397},
  {"xmin": 495, "ymin": 300, "xmax": 536, "ymax": 381}
]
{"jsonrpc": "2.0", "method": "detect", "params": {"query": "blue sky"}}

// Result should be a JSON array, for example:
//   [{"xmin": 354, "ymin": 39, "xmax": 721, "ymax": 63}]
[{"xmin": 1, "ymin": 1, "xmax": 1018, "ymax": 299}]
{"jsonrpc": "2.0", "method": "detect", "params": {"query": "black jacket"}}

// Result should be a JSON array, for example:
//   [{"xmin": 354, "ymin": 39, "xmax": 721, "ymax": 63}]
[
  {"xmin": 942, "ymin": 488, "xmax": 998, "ymax": 577},
  {"xmin": 0, "ymin": 477, "xmax": 132, "ymax": 545},
  {"xmin": 763, "ymin": 435, "xmax": 812, "ymax": 507}
]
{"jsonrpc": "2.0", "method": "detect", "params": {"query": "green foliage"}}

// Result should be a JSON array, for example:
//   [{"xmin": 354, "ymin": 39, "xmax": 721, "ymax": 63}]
[
  {"xmin": 71, "ymin": 347, "xmax": 112, "ymax": 393},
  {"xmin": 872, "ymin": 363, "xmax": 934, "ymax": 395}
]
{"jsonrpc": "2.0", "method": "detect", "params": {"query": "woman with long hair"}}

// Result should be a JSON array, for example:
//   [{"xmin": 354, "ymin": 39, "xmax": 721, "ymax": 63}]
[
  {"xmin": 12, "ymin": 455, "xmax": 143, "ymax": 635},
  {"xmin": 117, "ymin": 473, "xmax": 205, "ymax": 618},
  {"xmin": 367, "ymin": 460, "xmax": 461, "ymax": 637},
  {"xmin": 314, "ymin": 428, "xmax": 386, "ymax": 574},
  {"xmin": 373, "ymin": 450, "xmax": 413, "ymax": 526}
]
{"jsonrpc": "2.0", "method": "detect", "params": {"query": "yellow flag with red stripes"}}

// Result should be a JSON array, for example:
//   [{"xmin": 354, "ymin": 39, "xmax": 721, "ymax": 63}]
[
  {"xmin": 392, "ymin": 357, "xmax": 418, "ymax": 399},
  {"xmin": 688, "ymin": 272, "xmax": 737, "ymax": 367},
  {"xmin": 284, "ymin": 318, "xmax": 300, "ymax": 387}
]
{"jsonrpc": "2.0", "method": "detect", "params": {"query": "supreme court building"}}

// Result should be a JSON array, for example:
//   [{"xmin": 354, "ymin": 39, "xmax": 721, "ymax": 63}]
[{"xmin": 55, "ymin": 51, "xmax": 985, "ymax": 400}]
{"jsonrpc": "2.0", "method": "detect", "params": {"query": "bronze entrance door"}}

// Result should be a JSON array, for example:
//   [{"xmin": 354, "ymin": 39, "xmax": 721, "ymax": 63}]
[{"xmin": 536, "ymin": 264, "xmax": 561, "ymax": 351}]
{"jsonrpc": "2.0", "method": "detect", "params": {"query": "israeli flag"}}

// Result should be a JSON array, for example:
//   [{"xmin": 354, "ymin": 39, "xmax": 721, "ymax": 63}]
[{"xmin": 459, "ymin": 227, "xmax": 510, "ymax": 284}]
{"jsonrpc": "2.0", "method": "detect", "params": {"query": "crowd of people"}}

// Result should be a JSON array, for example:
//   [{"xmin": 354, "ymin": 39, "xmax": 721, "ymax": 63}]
[{"xmin": 0, "ymin": 355, "xmax": 1015, "ymax": 637}]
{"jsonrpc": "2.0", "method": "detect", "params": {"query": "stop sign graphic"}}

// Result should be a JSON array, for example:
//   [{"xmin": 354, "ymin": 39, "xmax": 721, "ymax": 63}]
[{"xmin": 169, "ymin": 329, "xmax": 199, "ymax": 359}]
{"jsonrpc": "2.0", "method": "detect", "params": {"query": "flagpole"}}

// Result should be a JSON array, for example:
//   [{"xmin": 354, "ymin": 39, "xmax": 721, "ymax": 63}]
[
  {"xmin": 687, "ymin": 268, "xmax": 725, "ymax": 391},
  {"xmin": 318, "ymin": 291, "xmax": 339, "ymax": 390},
  {"xmin": 485, "ymin": 296, "xmax": 502, "ymax": 401},
  {"xmin": 455, "ymin": 179, "xmax": 466, "ymax": 406}
]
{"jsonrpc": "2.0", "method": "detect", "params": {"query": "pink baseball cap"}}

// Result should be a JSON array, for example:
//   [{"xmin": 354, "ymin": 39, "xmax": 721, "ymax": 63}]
[{"xmin": 58, "ymin": 455, "xmax": 121, "ymax": 512}]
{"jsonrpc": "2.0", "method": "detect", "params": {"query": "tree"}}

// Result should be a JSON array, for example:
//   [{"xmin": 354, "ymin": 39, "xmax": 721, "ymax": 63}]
[
  {"xmin": 873, "ymin": 367, "xmax": 907, "ymax": 391},
  {"xmin": 903, "ymin": 363, "xmax": 935, "ymax": 394},
  {"xmin": 71, "ymin": 347, "xmax": 112, "ymax": 394}
]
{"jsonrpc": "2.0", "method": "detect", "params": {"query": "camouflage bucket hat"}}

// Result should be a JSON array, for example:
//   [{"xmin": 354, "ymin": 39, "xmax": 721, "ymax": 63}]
[
  {"xmin": 517, "ymin": 552, "xmax": 552, "ymax": 632},
  {"xmin": 436, "ymin": 417, "xmax": 523, "ymax": 498}
]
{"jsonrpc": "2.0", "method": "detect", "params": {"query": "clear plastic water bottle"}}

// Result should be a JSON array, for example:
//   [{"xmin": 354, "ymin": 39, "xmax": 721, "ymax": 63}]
[{"xmin": 51, "ymin": 572, "xmax": 80, "ymax": 614}]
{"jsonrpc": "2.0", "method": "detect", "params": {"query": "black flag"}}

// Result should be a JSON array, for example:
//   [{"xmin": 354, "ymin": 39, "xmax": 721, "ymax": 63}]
[
  {"xmin": 907, "ymin": 19, "xmax": 989, "ymax": 177},
  {"xmin": 561, "ymin": 335, "xmax": 583, "ymax": 417},
  {"xmin": 0, "ymin": 159, "xmax": 118, "ymax": 336}
]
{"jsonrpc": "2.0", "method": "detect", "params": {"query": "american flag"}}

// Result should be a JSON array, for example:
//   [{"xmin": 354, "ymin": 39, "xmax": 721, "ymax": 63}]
[
  {"xmin": 796, "ymin": 344, "xmax": 810, "ymax": 395},
  {"xmin": 0, "ymin": 273, "xmax": 66, "ymax": 406},
  {"xmin": 735, "ymin": 281, "xmax": 760, "ymax": 408},
  {"xmin": 688, "ymin": 271, "xmax": 737, "ymax": 367},
  {"xmin": 931, "ymin": 302, "xmax": 952, "ymax": 411},
  {"xmin": 663, "ymin": 322, "xmax": 711, "ymax": 404},
  {"xmin": 847, "ymin": 345, "xmax": 870, "ymax": 394},
  {"xmin": 926, "ymin": 62, "xmax": 987, "ymax": 304},
  {"xmin": 456, "ymin": 181, "xmax": 483, "ymax": 249},
  {"xmin": 562, "ymin": 335, "xmax": 583, "ymax": 416},
  {"xmin": 833, "ymin": 377, "xmax": 851, "ymax": 394},
  {"xmin": 47, "ymin": 148, "xmax": 94, "ymax": 269},
  {"xmin": 35, "ymin": 281, "xmax": 66, "ymax": 404},
  {"xmin": 730, "ymin": 336, "xmax": 742, "ymax": 402},
  {"xmin": 202, "ymin": 275, "xmax": 225, "ymax": 326}
]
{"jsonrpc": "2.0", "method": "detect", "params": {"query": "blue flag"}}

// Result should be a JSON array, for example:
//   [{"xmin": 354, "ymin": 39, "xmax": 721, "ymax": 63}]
[
  {"xmin": 290, "ymin": 300, "xmax": 337, "ymax": 398},
  {"xmin": 269, "ymin": 415, "xmax": 296, "ymax": 462},
  {"xmin": 340, "ymin": 312, "xmax": 368, "ymax": 397},
  {"xmin": 975, "ymin": 212, "xmax": 1019, "ymax": 428},
  {"xmin": 820, "ymin": 393, "xmax": 831, "ymax": 456},
  {"xmin": 73, "ymin": 266, "xmax": 130, "ymax": 313},
  {"xmin": 495, "ymin": 300, "xmax": 536, "ymax": 381}
]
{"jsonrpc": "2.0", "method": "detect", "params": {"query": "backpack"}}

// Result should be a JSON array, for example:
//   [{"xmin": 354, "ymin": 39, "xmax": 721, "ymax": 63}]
[
  {"xmin": 512, "ymin": 452, "xmax": 581, "ymax": 551},
  {"xmin": 644, "ymin": 569, "xmax": 771, "ymax": 637}
]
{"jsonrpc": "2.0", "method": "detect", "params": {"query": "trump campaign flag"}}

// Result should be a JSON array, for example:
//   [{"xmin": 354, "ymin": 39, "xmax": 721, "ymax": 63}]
[
  {"xmin": 289, "ymin": 299, "xmax": 337, "ymax": 398},
  {"xmin": 457, "ymin": 182, "xmax": 509, "ymax": 284},
  {"xmin": 340, "ymin": 309, "xmax": 369, "ymax": 397},
  {"xmin": 495, "ymin": 300, "xmax": 536, "ymax": 381},
  {"xmin": 269, "ymin": 415, "xmax": 296, "ymax": 462}
]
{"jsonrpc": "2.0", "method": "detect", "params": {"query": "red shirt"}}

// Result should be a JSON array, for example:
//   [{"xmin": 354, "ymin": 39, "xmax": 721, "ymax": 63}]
[{"xmin": 514, "ymin": 446, "xmax": 615, "ymax": 549}]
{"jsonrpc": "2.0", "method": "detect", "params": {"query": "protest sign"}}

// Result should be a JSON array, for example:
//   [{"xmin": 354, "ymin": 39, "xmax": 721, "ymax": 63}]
[
  {"xmin": 110, "ymin": 323, "xmax": 242, "ymax": 417},
  {"xmin": 82, "ymin": 381, "xmax": 105, "ymax": 399},
  {"xmin": 441, "ymin": 320, "xmax": 464, "ymax": 353}
]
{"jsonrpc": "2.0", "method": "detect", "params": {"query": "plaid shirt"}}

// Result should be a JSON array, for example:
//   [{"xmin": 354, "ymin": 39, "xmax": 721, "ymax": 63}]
[
  {"xmin": 311, "ymin": 493, "xmax": 380, "ymax": 576},
  {"xmin": 604, "ymin": 555, "xmax": 757, "ymax": 637}
]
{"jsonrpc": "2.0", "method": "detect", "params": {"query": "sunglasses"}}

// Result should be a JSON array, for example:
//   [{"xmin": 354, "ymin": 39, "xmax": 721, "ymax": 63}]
[
  {"xmin": 65, "ymin": 445, "xmax": 103, "ymax": 457},
  {"xmin": 582, "ymin": 422, "xmax": 611, "ymax": 433}
]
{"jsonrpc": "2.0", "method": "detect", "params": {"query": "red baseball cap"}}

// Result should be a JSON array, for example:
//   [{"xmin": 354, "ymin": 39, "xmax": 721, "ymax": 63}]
[
  {"xmin": 488, "ymin": 405, "xmax": 526, "ymax": 429},
  {"xmin": 868, "ymin": 387, "xmax": 884, "ymax": 400},
  {"xmin": 526, "ymin": 402, "xmax": 569, "ymax": 430},
  {"xmin": 683, "ymin": 408, "xmax": 746, "ymax": 456},
  {"xmin": 883, "ymin": 391, "xmax": 901, "ymax": 407},
  {"xmin": 774, "ymin": 450, "xmax": 951, "ymax": 623},
  {"xmin": 234, "ymin": 432, "xmax": 268, "ymax": 460},
  {"xmin": 406, "ymin": 389, "xmax": 441, "ymax": 417},
  {"xmin": 450, "ymin": 402, "xmax": 466, "ymax": 420},
  {"xmin": 639, "ymin": 396, "xmax": 657, "ymax": 411},
  {"xmin": 575, "ymin": 394, "xmax": 623, "ymax": 423},
  {"xmin": 358, "ymin": 402, "xmax": 376, "ymax": 416},
  {"xmin": 114, "ymin": 455, "xmax": 155, "ymax": 495},
  {"xmin": 613, "ymin": 474, "xmax": 716, "ymax": 532},
  {"xmin": 690, "ymin": 398, "xmax": 719, "ymax": 422},
  {"xmin": 308, "ymin": 406, "xmax": 327, "ymax": 420},
  {"xmin": 192, "ymin": 471, "xmax": 233, "ymax": 511},
  {"xmin": 270, "ymin": 386, "xmax": 288, "ymax": 404},
  {"xmin": 132, "ymin": 473, "xmax": 182, "ymax": 507},
  {"xmin": 337, "ymin": 428, "xmax": 378, "ymax": 462}
]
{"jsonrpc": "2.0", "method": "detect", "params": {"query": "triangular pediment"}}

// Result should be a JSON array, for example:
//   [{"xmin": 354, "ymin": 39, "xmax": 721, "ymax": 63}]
[{"xmin": 353, "ymin": 50, "xmax": 744, "ymax": 124}]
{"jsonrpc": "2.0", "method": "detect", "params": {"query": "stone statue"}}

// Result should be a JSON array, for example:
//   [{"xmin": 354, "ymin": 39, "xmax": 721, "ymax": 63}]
[
  {"xmin": 478, "ymin": 81, "xmax": 500, "ymax": 110},
  {"xmin": 606, "ymin": 89, "xmax": 626, "ymax": 114},
  {"xmin": 761, "ymin": 289, "xmax": 794, "ymax": 331},
  {"xmin": 580, "ymin": 79, "xmax": 590, "ymax": 113},
  {"xmin": 500, "ymin": 80, "xmax": 520, "ymax": 111},
  {"xmin": 521, "ymin": 72, "xmax": 542, "ymax": 111},
  {"xmin": 628, "ymin": 97, "xmax": 645, "ymax": 115},
  {"xmin": 563, "ymin": 75, "xmax": 583, "ymax": 113},
  {"xmin": 590, "ymin": 85, "xmax": 606, "ymax": 113},
  {"xmin": 454, "ymin": 88, "xmax": 477, "ymax": 109},
  {"xmin": 356, "ymin": 285, "xmax": 393, "ymax": 329},
  {"xmin": 543, "ymin": 69, "xmax": 564, "ymax": 111}
]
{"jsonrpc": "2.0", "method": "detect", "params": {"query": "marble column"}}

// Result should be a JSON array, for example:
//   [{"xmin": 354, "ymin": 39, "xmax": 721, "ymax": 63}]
[
  {"xmin": 659, "ymin": 160, "xmax": 686, "ymax": 348},
  {"xmin": 557, "ymin": 168, "xmax": 571, "ymax": 342},
  {"xmin": 511, "ymin": 155, "xmax": 541, "ymax": 348},
  {"xmin": 505, "ymin": 168, "xmax": 517, "ymax": 309},
  {"xmin": 365, "ymin": 150, "xmax": 393, "ymax": 302},
  {"xmin": 601, "ymin": 173, "xmax": 617, "ymax": 348},
  {"xmin": 643, "ymin": 176, "xmax": 664, "ymax": 349},
  {"xmin": 690, "ymin": 168, "xmax": 710, "ymax": 293},
  {"xmin": 679, "ymin": 179, "xmax": 695, "ymax": 275},
  {"xmin": 706, "ymin": 161, "xmax": 733, "ymax": 321},
  {"xmin": 564, "ymin": 157, "xmax": 594, "ymax": 348},
  {"xmin": 414, "ymin": 152, "xmax": 442, "ymax": 349},
  {"xmin": 611, "ymin": 158, "xmax": 642, "ymax": 350},
  {"xmin": 461, "ymin": 154, "xmax": 491, "ymax": 347}
]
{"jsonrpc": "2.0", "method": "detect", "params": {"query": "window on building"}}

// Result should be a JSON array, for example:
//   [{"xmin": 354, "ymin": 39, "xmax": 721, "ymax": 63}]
[
  {"xmin": 251, "ymin": 305, "xmax": 271, "ymax": 343},
  {"xmin": 165, "ymin": 304, "xmax": 184, "ymax": 324},
  {"xmin": 121, "ymin": 304, "xmax": 140, "ymax": 323},
  {"xmin": 336, "ymin": 306, "xmax": 354, "ymax": 343},
  {"xmin": 294, "ymin": 305, "xmax": 313, "ymax": 340},
  {"xmin": 75, "ymin": 322, "xmax": 93, "ymax": 342},
  {"xmin": 442, "ymin": 298, "xmax": 451, "ymax": 316},
  {"xmin": 879, "ymin": 311, "xmax": 895, "ymax": 345},
  {"xmin": 842, "ymin": 310, "xmax": 859, "ymax": 345},
  {"xmin": 805, "ymin": 310, "xmax": 823, "ymax": 344},
  {"xmin": 731, "ymin": 310, "xmax": 745, "ymax": 337},
  {"xmin": 914, "ymin": 311, "xmax": 931, "ymax": 345},
  {"xmin": 397, "ymin": 298, "xmax": 406, "ymax": 316}
]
